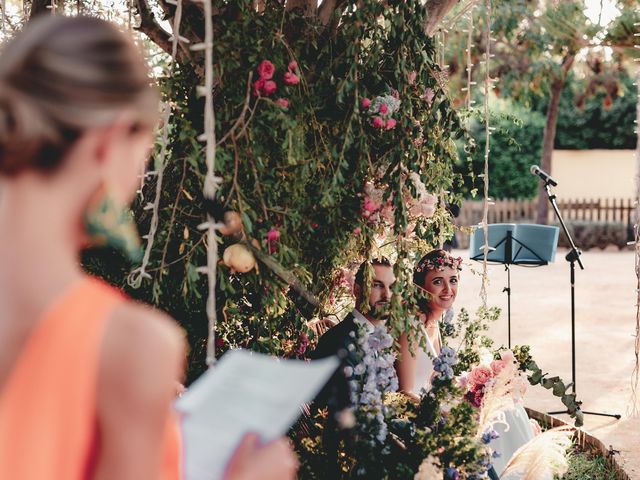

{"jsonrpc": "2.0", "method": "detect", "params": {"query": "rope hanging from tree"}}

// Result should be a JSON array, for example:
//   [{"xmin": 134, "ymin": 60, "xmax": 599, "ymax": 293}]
[
  {"xmin": 129, "ymin": 0, "xmax": 184, "ymax": 288},
  {"xmin": 630, "ymin": 14, "xmax": 640, "ymax": 418},
  {"xmin": 199, "ymin": 0, "xmax": 223, "ymax": 368},
  {"xmin": 479, "ymin": 0, "xmax": 492, "ymax": 308}
]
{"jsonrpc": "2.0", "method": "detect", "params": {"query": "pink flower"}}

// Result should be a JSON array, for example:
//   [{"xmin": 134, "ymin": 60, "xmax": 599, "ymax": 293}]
[
  {"xmin": 422, "ymin": 88, "xmax": 435, "ymax": 105},
  {"xmin": 353, "ymin": 227, "xmax": 362, "ymax": 234},
  {"xmin": 407, "ymin": 70, "xmax": 417, "ymax": 85},
  {"xmin": 456, "ymin": 372, "xmax": 470, "ymax": 390},
  {"xmin": 267, "ymin": 227, "xmax": 280, "ymax": 254},
  {"xmin": 385, "ymin": 118, "xmax": 396, "ymax": 130},
  {"xmin": 361, "ymin": 97, "xmax": 371, "ymax": 109},
  {"xmin": 257, "ymin": 60, "xmax": 275, "ymax": 80},
  {"xmin": 266, "ymin": 227, "xmax": 280, "ymax": 242},
  {"xmin": 288, "ymin": 60, "xmax": 298, "ymax": 72},
  {"xmin": 500, "ymin": 350, "xmax": 516, "ymax": 364},
  {"xmin": 469, "ymin": 365, "xmax": 493, "ymax": 387},
  {"xmin": 363, "ymin": 197, "xmax": 379, "ymax": 213},
  {"xmin": 275, "ymin": 98, "xmax": 289, "ymax": 108},
  {"xmin": 379, "ymin": 103, "xmax": 389, "ymax": 115},
  {"xmin": 490, "ymin": 359, "xmax": 507, "ymax": 376},
  {"xmin": 283, "ymin": 72, "xmax": 300, "ymax": 85},
  {"xmin": 262, "ymin": 80, "xmax": 277, "ymax": 96},
  {"xmin": 372, "ymin": 116, "xmax": 384, "ymax": 129},
  {"xmin": 253, "ymin": 78, "xmax": 266, "ymax": 96}
]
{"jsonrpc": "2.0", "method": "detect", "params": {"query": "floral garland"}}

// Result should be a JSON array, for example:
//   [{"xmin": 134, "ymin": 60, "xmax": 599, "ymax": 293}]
[{"xmin": 415, "ymin": 254, "xmax": 463, "ymax": 273}]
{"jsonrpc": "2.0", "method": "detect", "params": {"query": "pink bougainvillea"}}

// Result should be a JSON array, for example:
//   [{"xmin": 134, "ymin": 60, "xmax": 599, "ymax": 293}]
[
  {"xmin": 283, "ymin": 72, "xmax": 300, "ymax": 86},
  {"xmin": 257, "ymin": 59, "xmax": 275, "ymax": 79}
]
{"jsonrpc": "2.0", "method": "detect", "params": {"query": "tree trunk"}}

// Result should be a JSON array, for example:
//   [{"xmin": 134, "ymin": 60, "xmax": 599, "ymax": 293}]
[
  {"xmin": 536, "ymin": 55, "xmax": 574, "ymax": 224},
  {"xmin": 29, "ymin": 0, "xmax": 59, "ymax": 19},
  {"xmin": 424, "ymin": 0, "xmax": 459, "ymax": 36}
]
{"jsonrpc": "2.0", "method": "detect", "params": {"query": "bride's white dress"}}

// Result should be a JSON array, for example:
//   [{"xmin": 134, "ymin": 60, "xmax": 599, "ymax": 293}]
[
  {"xmin": 411, "ymin": 325, "xmax": 440, "ymax": 394},
  {"xmin": 410, "ymin": 326, "xmax": 536, "ymax": 479},
  {"xmin": 489, "ymin": 405, "xmax": 535, "ymax": 478}
]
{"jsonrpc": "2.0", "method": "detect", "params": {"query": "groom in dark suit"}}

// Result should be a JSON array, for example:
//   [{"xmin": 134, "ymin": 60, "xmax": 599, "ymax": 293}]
[
  {"xmin": 308, "ymin": 257, "xmax": 396, "ymax": 477},
  {"xmin": 310, "ymin": 257, "xmax": 396, "ymax": 367}
]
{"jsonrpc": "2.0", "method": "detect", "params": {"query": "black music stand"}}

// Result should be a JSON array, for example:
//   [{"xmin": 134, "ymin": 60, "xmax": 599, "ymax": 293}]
[{"xmin": 470, "ymin": 223, "xmax": 559, "ymax": 348}]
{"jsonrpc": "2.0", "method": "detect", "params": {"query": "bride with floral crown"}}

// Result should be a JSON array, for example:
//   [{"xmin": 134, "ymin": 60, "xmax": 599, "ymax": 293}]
[{"xmin": 395, "ymin": 249, "xmax": 538, "ymax": 479}]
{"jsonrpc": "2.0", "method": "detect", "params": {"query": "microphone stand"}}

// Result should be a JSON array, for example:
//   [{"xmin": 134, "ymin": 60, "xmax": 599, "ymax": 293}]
[{"xmin": 542, "ymin": 181, "xmax": 621, "ymax": 420}]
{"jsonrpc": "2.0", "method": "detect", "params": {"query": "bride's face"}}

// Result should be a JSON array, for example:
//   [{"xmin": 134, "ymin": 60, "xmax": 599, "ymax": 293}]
[{"xmin": 422, "ymin": 266, "xmax": 459, "ymax": 312}]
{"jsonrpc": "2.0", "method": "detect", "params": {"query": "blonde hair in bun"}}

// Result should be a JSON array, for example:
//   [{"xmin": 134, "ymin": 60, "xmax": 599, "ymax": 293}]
[{"xmin": 0, "ymin": 15, "xmax": 159, "ymax": 176}]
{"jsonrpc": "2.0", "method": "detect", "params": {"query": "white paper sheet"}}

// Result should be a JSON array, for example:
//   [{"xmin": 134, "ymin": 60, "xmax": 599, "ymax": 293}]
[{"xmin": 174, "ymin": 349, "xmax": 339, "ymax": 480}]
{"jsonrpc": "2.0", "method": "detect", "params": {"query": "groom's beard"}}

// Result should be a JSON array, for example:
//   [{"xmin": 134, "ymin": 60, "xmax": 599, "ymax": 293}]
[{"xmin": 369, "ymin": 301, "xmax": 390, "ymax": 321}]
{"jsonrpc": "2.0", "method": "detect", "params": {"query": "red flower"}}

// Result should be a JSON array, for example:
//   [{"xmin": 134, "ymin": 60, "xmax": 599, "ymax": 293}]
[
  {"xmin": 257, "ymin": 59, "xmax": 275, "ymax": 80},
  {"xmin": 385, "ymin": 118, "xmax": 396, "ymax": 130},
  {"xmin": 372, "ymin": 117, "xmax": 384, "ymax": 129},
  {"xmin": 253, "ymin": 78, "xmax": 266, "ymax": 97},
  {"xmin": 379, "ymin": 103, "xmax": 389, "ymax": 115},
  {"xmin": 283, "ymin": 72, "xmax": 300, "ymax": 86},
  {"xmin": 361, "ymin": 97, "xmax": 371, "ymax": 109},
  {"xmin": 288, "ymin": 60, "xmax": 298, "ymax": 72},
  {"xmin": 275, "ymin": 98, "xmax": 289, "ymax": 108},
  {"xmin": 262, "ymin": 80, "xmax": 277, "ymax": 96},
  {"xmin": 267, "ymin": 227, "xmax": 280, "ymax": 242},
  {"xmin": 267, "ymin": 227, "xmax": 280, "ymax": 254}
]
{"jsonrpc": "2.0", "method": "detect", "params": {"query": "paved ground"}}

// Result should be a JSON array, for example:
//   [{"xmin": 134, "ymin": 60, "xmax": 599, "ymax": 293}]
[{"xmin": 452, "ymin": 247, "xmax": 640, "ymax": 479}]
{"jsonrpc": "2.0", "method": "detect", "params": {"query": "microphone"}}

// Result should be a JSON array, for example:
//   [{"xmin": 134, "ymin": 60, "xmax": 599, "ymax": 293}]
[{"xmin": 530, "ymin": 165, "xmax": 558, "ymax": 186}]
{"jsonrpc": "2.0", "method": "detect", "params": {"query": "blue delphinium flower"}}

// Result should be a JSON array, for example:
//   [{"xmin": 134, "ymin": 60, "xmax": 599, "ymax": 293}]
[
  {"xmin": 445, "ymin": 467, "xmax": 460, "ymax": 480},
  {"xmin": 433, "ymin": 346, "xmax": 458, "ymax": 380},
  {"xmin": 345, "ymin": 322, "xmax": 398, "ymax": 445}
]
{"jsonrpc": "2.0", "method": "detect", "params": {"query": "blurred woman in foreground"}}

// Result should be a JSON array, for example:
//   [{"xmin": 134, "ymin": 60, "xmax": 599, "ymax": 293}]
[{"xmin": 0, "ymin": 15, "xmax": 296, "ymax": 480}]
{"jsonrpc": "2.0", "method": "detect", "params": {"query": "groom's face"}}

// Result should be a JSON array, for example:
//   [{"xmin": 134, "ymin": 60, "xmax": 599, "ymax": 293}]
[{"xmin": 367, "ymin": 265, "xmax": 396, "ymax": 321}]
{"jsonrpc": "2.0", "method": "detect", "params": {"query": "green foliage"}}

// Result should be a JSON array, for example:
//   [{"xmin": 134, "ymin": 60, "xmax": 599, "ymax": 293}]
[
  {"xmin": 453, "ymin": 306, "xmax": 501, "ymax": 374},
  {"xmin": 456, "ymin": 102, "xmax": 544, "ymax": 200},
  {"xmin": 560, "ymin": 450, "xmax": 618, "ymax": 480},
  {"xmin": 85, "ymin": 0, "xmax": 464, "ymax": 381},
  {"xmin": 554, "ymin": 73, "xmax": 638, "ymax": 150}
]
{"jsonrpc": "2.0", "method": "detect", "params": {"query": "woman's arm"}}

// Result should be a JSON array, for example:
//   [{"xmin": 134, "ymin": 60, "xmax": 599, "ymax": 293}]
[
  {"xmin": 94, "ymin": 303, "xmax": 185, "ymax": 480},
  {"xmin": 395, "ymin": 332, "xmax": 417, "ymax": 395}
]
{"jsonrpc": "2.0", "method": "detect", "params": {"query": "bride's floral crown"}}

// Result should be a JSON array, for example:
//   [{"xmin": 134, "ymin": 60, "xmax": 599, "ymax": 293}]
[{"xmin": 415, "ymin": 254, "xmax": 463, "ymax": 273}]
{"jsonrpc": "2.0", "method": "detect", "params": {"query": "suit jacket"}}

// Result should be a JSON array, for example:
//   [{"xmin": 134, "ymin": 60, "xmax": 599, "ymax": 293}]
[
  {"xmin": 308, "ymin": 313, "xmax": 363, "ymax": 412},
  {"xmin": 309, "ymin": 313, "xmax": 359, "ymax": 368}
]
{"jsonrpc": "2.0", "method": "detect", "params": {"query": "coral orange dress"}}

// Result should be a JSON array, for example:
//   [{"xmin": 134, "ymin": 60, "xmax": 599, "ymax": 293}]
[{"xmin": 0, "ymin": 276, "xmax": 181, "ymax": 479}]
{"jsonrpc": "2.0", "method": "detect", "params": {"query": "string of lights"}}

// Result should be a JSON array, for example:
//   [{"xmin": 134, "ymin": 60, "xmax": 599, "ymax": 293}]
[{"xmin": 128, "ymin": 0, "xmax": 184, "ymax": 289}]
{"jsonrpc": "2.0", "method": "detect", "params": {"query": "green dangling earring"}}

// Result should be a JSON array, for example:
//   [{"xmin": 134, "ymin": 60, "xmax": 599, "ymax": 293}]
[{"xmin": 84, "ymin": 187, "xmax": 143, "ymax": 263}]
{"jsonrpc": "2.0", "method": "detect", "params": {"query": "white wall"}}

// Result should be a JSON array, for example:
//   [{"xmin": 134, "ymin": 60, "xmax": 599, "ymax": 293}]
[{"xmin": 551, "ymin": 149, "xmax": 636, "ymax": 199}]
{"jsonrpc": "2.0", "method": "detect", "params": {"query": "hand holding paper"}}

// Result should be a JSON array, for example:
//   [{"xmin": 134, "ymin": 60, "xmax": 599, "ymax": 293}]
[{"xmin": 175, "ymin": 349, "xmax": 339, "ymax": 480}]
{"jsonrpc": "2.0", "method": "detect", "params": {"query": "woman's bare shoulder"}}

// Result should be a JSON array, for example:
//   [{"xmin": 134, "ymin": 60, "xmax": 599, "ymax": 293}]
[{"xmin": 99, "ymin": 301, "xmax": 186, "ymax": 401}]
